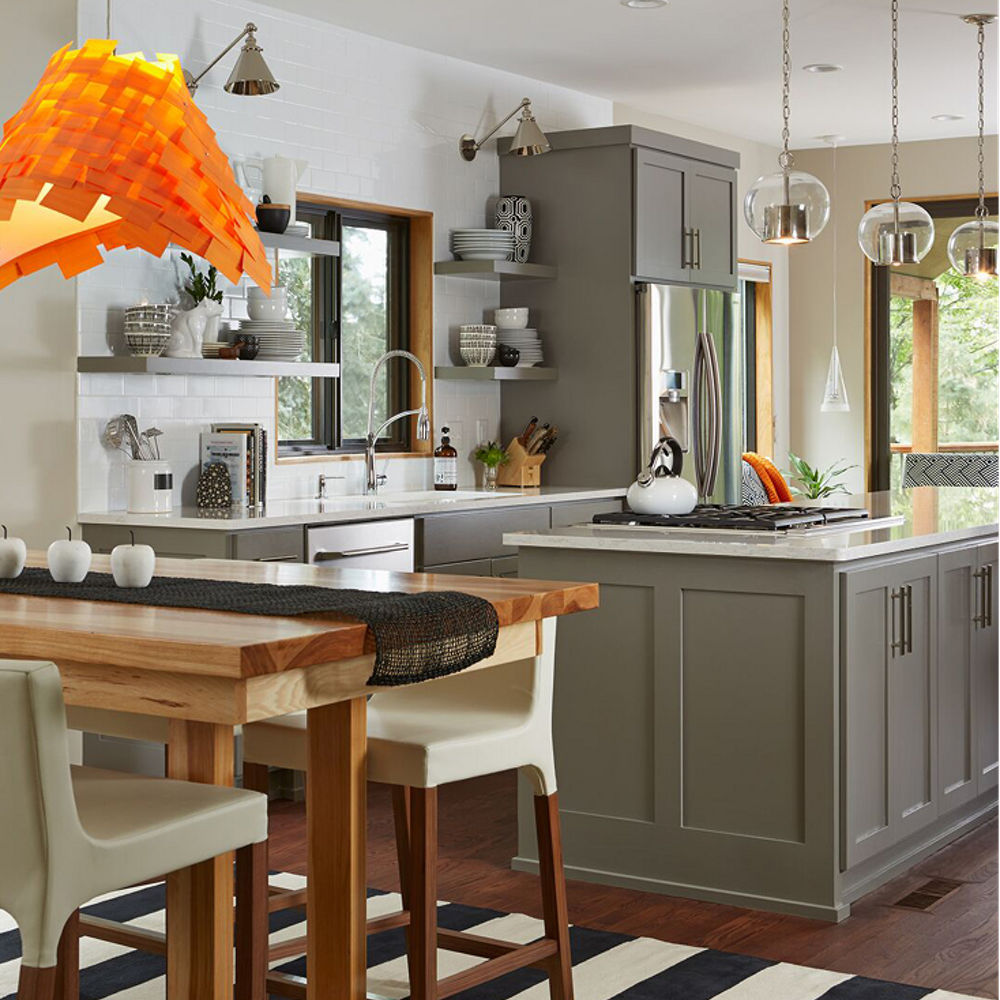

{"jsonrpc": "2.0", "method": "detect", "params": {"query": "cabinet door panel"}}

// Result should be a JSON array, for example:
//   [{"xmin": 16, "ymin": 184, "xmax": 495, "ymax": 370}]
[
  {"xmin": 842, "ymin": 571, "xmax": 892, "ymax": 867},
  {"xmin": 633, "ymin": 149, "xmax": 689, "ymax": 284},
  {"xmin": 975, "ymin": 542, "xmax": 999, "ymax": 792},
  {"xmin": 687, "ymin": 164, "xmax": 737, "ymax": 290},
  {"xmin": 891, "ymin": 567, "xmax": 937, "ymax": 840},
  {"xmin": 937, "ymin": 548, "xmax": 977, "ymax": 811}
]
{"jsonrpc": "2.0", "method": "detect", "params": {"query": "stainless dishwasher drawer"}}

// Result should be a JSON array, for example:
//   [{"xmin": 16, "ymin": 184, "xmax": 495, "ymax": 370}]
[{"xmin": 307, "ymin": 519, "xmax": 414, "ymax": 572}]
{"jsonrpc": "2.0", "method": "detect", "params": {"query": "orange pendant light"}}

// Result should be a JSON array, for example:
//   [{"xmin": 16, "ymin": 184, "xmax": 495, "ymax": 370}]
[{"xmin": 0, "ymin": 38, "xmax": 271, "ymax": 291}]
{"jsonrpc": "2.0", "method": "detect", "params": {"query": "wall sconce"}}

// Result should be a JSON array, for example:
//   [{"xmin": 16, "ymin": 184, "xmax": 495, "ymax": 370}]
[
  {"xmin": 459, "ymin": 98, "xmax": 550, "ymax": 161},
  {"xmin": 183, "ymin": 22, "xmax": 279, "ymax": 96}
]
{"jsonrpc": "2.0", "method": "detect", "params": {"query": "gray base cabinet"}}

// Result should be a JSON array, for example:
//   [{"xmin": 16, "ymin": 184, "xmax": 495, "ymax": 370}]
[{"xmin": 515, "ymin": 537, "xmax": 998, "ymax": 922}]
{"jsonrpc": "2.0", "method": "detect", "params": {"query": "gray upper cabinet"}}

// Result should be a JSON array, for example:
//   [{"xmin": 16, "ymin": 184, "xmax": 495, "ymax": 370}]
[
  {"xmin": 634, "ymin": 148, "xmax": 737, "ymax": 290},
  {"xmin": 842, "ymin": 554, "xmax": 938, "ymax": 868}
]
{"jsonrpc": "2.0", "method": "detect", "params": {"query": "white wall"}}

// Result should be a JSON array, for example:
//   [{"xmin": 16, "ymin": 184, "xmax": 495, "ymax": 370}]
[
  {"xmin": 75, "ymin": 0, "xmax": 612, "ymax": 509},
  {"xmin": 613, "ymin": 103, "xmax": 791, "ymax": 463},
  {"xmin": 0, "ymin": 2, "xmax": 79, "ymax": 548},
  {"xmin": 788, "ymin": 136, "xmax": 999, "ymax": 492}
]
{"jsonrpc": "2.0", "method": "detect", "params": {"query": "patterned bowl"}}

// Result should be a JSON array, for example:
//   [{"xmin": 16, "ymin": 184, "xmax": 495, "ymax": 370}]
[
  {"xmin": 460, "ymin": 343, "xmax": 496, "ymax": 367},
  {"xmin": 124, "ymin": 330, "xmax": 171, "ymax": 357}
]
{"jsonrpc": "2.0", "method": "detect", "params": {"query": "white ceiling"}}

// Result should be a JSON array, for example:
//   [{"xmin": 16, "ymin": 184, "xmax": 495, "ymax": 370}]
[{"xmin": 270, "ymin": 0, "xmax": 998, "ymax": 147}]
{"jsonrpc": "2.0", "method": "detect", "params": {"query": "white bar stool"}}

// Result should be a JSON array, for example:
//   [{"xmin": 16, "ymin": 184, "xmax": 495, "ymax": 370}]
[
  {"xmin": 0, "ymin": 660, "xmax": 269, "ymax": 1000},
  {"xmin": 242, "ymin": 617, "xmax": 574, "ymax": 1000}
]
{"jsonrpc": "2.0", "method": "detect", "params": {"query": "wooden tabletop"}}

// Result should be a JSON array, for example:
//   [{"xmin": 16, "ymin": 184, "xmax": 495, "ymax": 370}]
[{"xmin": 0, "ymin": 554, "xmax": 599, "ymax": 679}]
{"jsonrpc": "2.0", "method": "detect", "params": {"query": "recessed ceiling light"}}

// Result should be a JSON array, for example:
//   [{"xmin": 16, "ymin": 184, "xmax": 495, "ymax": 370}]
[
  {"xmin": 803, "ymin": 63, "xmax": 843, "ymax": 73},
  {"xmin": 620, "ymin": 0, "xmax": 668, "ymax": 8},
  {"xmin": 931, "ymin": 113, "xmax": 964, "ymax": 121},
  {"xmin": 816, "ymin": 133, "xmax": 847, "ymax": 145}
]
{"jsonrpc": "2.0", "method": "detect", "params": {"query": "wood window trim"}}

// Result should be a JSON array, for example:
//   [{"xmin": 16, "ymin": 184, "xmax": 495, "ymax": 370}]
[
  {"xmin": 275, "ymin": 193, "xmax": 434, "ymax": 466},
  {"xmin": 739, "ymin": 258, "xmax": 775, "ymax": 456},
  {"xmin": 863, "ymin": 190, "xmax": 999, "ymax": 489}
]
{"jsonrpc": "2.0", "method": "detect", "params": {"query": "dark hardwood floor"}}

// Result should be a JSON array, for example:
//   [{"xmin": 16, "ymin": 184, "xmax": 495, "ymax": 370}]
[{"xmin": 266, "ymin": 771, "xmax": 999, "ymax": 999}]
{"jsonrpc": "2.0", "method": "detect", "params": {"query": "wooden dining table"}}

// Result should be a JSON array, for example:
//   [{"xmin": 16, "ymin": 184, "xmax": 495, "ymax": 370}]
[{"xmin": 0, "ymin": 553, "xmax": 598, "ymax": 999}]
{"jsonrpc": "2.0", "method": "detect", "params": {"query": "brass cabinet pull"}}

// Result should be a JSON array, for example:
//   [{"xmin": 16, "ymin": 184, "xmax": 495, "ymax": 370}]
[
  {"xmin": 905, "ymin": 584, "xmax": 913, "ymax": 654},
  {"xmin": 986, "ymin": 564, "xmax": 994, "ymax": 628},
  {"xmin": 693, "ymin": 227, "xmax": 702, "ymax": 269},
  {"xmin": 681, "ymin": 228, "xmax": 693, "ymax": 269}
]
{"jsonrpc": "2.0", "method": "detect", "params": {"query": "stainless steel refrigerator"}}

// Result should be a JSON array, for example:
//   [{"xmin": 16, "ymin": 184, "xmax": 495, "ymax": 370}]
[{"xmin": 637, "ymin": 283, "xmax": 744, "ymax": 505}]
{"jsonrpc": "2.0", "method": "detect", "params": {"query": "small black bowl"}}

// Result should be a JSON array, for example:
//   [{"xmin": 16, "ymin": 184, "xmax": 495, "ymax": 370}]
[
  {"xmin": 256, "ymin": 202, "xmax": 290, "ymax": 234},
  {"xmin": 234, "ymin": 335, "xmax": 260, "ymax": 360},
  {"xmin": 497, "ymin": 344, "xmax": 520, "ymax": 367}
]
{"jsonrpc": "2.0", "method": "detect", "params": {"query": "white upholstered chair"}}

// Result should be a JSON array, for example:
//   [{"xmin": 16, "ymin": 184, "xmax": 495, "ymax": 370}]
[
  {"xmin": 242, "ymin": 616, "xmax": 573, "ymax": 1000},
  {"xmin": 0, "ymin": 660, "xmax": 269, "ymax": 1000}
]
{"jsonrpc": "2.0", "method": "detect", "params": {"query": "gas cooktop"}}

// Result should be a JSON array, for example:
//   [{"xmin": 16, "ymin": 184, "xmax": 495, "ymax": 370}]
[{"xmin": 593, "ymin": 504, "xmax": 872, "ymax": 532}]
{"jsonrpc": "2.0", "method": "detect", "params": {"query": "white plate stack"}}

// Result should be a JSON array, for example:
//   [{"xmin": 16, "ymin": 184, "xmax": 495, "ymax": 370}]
[
  {"xmin": 497, "ymin": 328, "xmax": 544, "ymax": 367},
  {"xmin": 236, "ymin": 319, "xmax": 306, "ymax": 361},
  {"xmin": 450, "ymin": 229, "xmax": 515, "ymax": 261}
]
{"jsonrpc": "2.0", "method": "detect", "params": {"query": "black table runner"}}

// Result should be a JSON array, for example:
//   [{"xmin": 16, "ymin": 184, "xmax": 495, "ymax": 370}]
[{"xmin": 0, "ymin": 568, "xmax": 500, "ymax": 687}]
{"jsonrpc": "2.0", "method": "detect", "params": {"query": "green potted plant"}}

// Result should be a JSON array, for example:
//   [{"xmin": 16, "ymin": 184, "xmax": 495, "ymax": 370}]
[
  {"xmin": 474, "ymin": 441, "xmax": 509, "ymax": 491},
  {"xmin": 179, "ymin": 252, "xmax": 225, "ymax": 343},
  {"xmin": 786, "ymin": 452, "xmax": 857, "ymax": 500}
]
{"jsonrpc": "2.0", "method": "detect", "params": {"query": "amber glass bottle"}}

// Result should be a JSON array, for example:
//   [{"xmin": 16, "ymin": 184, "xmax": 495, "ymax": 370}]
[{"xmin": 433, "ymin": 427, "xmax": 458, "ymax": 491}]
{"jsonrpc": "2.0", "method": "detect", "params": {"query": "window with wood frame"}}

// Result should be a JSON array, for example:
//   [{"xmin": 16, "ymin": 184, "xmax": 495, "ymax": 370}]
[
  {"xmin": 869, "ymin": 195, "xmax": 998, "ymax": 490},
  {"xmin": 276, "ymin": 198, "xmax": 432, "ymax": 458},
  {"xmin": 738, "ymin": 260, "xmax": 775, "ymax": 457}
]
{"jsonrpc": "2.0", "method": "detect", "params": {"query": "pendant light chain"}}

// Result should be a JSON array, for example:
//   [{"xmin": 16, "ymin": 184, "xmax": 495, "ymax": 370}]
[
  {"xmin": 832, "ymin": 141, "xmax": 839, "ymax": 345},
  {"xmin": 889, "ymin": 0, "xmax": 901, "ymax": 203},
  {"xmin": 976, "ymin": 19, "xmax": 987, "ymax": 221},
  {"xmin": 779, "ymin": 0, "xmax": 793, "ymax": 172}
]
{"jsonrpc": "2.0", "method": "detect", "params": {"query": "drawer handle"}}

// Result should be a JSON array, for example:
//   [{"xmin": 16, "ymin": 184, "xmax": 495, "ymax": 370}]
[
  {"xmin": 314, "ymin": 542, "xmax": 410, "ymax": 562},
  {"xmin": 254, "ymin": 554, "xmax": 300, "ymax": 563},
  {"xmin": 890, "ymin": 588, "xmax": 904, "ymax": 656},
  {"xmin": 974, "ymin": 567, "xmax": 988, "ymax": 627}
]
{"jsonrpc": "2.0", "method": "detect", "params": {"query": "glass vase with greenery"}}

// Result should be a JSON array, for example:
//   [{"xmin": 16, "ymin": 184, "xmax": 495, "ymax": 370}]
[
  {"xmin": 474, "ymin": 441, "xmax": 508, "ymax": 490},
  {"xmin": 786, "ymin": 452, "xmax": 856, "ymax": 500}
]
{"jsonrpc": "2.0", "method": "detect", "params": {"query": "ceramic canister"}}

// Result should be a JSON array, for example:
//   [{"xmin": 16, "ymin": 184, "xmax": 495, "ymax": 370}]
[
  {"xmin": 127, "ymin": 461, "xmax": 174, "ymax": 514},
  {"xmin": 495, "ymin": 195, "xmax": 533, "ymax": 263}
]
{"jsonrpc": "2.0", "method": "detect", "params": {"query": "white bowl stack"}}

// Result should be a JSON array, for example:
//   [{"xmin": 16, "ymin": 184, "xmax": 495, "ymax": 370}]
[
  {"xmin": 236, "ymin": 319, "xmax": 306, "ymax": 360},
  {"xmin": 459, "ymin": 324, "xmax": 497, "ymax": 366},
  {"xmin": 495, "ymin": 307, "xmax": 544, "ymax": 367},
  {"xmin": 451, "ymin": 229, "xmax": 515, "ymax": 261}
]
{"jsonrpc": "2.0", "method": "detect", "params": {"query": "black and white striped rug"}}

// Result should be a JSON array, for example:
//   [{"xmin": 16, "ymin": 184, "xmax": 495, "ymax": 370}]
[{"xmin": 0, "ymin": 873, "xmax": 977, "ymax": 999}]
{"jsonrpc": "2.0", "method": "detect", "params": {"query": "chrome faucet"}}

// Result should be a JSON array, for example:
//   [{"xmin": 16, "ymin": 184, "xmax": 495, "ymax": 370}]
[{"xmin": 365, "ymin": 350, "xmax": 431, "ymax": 495}]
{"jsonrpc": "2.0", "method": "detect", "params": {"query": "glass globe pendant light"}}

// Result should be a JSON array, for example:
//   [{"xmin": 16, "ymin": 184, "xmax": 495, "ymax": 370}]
[
  {"xmin": 858, "ymin": 0, "xmax": 935, "ymax": 265},
  {"xmin": 744, "ymin": 0, "xmax": 830, "ymax": 245},
  {"xmin": 947, "ymin": 14, "xmax": 998, "ymax": 279}
]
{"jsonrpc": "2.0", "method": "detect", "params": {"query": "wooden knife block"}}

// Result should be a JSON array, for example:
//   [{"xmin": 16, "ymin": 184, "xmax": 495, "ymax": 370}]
[{"xmin": 497, "ymin": 438, "xmax": 545, "ymax": 488}]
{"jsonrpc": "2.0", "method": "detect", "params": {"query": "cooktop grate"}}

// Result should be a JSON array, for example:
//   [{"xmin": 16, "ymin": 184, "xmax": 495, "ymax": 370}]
[{"xmin": 593, "ymin": 504, "xmax": 871, "ymax": 532}]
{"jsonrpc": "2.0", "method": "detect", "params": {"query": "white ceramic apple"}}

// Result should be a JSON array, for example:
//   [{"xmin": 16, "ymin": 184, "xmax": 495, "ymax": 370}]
[
  {"xmin": 0, "ymin": 525, "xmax": 26, "ymax": 579},
  {"xmin": 110, "ymin": 531, "xmax": 156, "ymax": 589},
  {"xmin": 47, "ymin": 527, "xmax": 92, "ymax": 584}
]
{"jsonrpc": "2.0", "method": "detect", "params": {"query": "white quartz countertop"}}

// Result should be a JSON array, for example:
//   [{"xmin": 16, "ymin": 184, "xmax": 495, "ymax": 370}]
[
  {"xmin": 77, "ymin": 487, "xmax": 626, "ymax": 531},
  {"xmin": 504, "ymin": 488, "xmax": 998, "ymax": 563}
]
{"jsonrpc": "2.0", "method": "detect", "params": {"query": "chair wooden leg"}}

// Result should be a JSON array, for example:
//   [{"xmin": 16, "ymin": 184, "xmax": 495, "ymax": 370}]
[
  {"xmin": 235, "ymin": 840, "xmax": 269, "ymax": 1000},
  {"xmin": 242, "ymin": 762, "xmax": 271, "ymax": 796},
  {"xmin": 535, "ymin": 793, "xmax": 574, "ymax": 1000},
  {"xmin": 16, "ymin": 965, "xmax": 57, "ymax": 1000},
  {"xmin": 54, "ymin": 910, "xmax": 80, "ymax": 1000},
  {"xmin": 391, "ymin": 785, "xmax": 415, "ymax": 988},
  {"xmin": 409, "ymin": 787, "xmax": 438, "ymax": 1000}
]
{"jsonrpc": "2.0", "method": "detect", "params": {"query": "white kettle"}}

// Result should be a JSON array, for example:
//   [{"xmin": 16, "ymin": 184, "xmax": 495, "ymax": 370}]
[{"xmin": 626, "ymin": 437, "xmax": 698, "ymax": 516}]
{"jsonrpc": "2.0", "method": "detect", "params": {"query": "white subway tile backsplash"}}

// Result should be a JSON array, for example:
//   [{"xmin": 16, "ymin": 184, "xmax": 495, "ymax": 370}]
[{"xmin": 75, "ymin": 0, "xmax": 611, "ymax": 510}]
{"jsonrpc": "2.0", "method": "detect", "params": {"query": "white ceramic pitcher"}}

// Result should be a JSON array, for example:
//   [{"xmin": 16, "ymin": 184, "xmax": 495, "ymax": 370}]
[{"xmin": 262, "ymin": 156, "xmax": 308, "ymax": 218}]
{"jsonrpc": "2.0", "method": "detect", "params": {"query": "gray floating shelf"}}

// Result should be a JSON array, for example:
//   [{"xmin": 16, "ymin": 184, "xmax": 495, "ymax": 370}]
[
  {"xmin": 433, "ymin": 260, "xmax": 557, "ymax": 279},
  {"xmin": 435, "ymin": 366, "xmax": 557, "ymax": 381},
  {"xmin": 77, "ymin": 357, "xmax": 341, "ymax": 379},
  {"xmin": 257, "ymin": 231, "xmax": 341, "ymax": 257}
]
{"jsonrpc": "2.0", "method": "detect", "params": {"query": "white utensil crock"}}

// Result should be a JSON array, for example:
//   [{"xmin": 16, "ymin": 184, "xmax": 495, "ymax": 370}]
[{"xmin": 128, "ymin": 461, "xmax": 174, "ymax": 514}]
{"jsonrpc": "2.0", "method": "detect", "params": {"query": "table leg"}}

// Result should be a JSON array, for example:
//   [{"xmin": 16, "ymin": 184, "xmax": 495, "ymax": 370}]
[
  {"xmin": 307, "ymin": 697, "xmax": 367, "ymax": 1000},
  {"xmin": 166, "ymin": 720, "xmax": 235, "ymax": 1000}
]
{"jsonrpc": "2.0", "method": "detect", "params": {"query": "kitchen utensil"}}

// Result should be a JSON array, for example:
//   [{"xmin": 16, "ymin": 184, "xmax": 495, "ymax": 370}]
[
  {"xmin": 127, "ymin": 460, "xmax": 173, "ymax": 513},
  {"xmin": 494, "ymin": 307, "xmax": 529, "ymax": 329},
  {"xmin": 256, "ymin": 196, "xmax": 290, "ymax": 234},
  {"xmin": 497, "ymin": 344, "xmax": 520, "ymax": 366},
  {"xmin": 122, "ymin": 415, "xmax": 148, "ymax": 460},
  {"xmin": 626, "ymin": 437, "xmax": 698, "ymax": 516},
  {"xmin": 141, "ymin": 428, "xmax": 163, "ymax": 460},
  {"xmin": 261, "ymin": 155, "xmax": 308, "ymax": 218},
  {"xmin": 104, "ymin": 415, "xmax": 138, "ymax": 459}
]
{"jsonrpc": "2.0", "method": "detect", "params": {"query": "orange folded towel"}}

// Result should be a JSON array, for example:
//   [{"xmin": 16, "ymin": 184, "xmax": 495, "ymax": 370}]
[{"xmin": 742, "ymin": 452, "xmax": 794, "ymax": 504}]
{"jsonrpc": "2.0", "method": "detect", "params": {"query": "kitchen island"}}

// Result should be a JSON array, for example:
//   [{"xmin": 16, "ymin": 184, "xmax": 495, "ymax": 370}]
[{"xmin": 505, "ymin": 487, "xmax": 998, "ymax": 921}]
